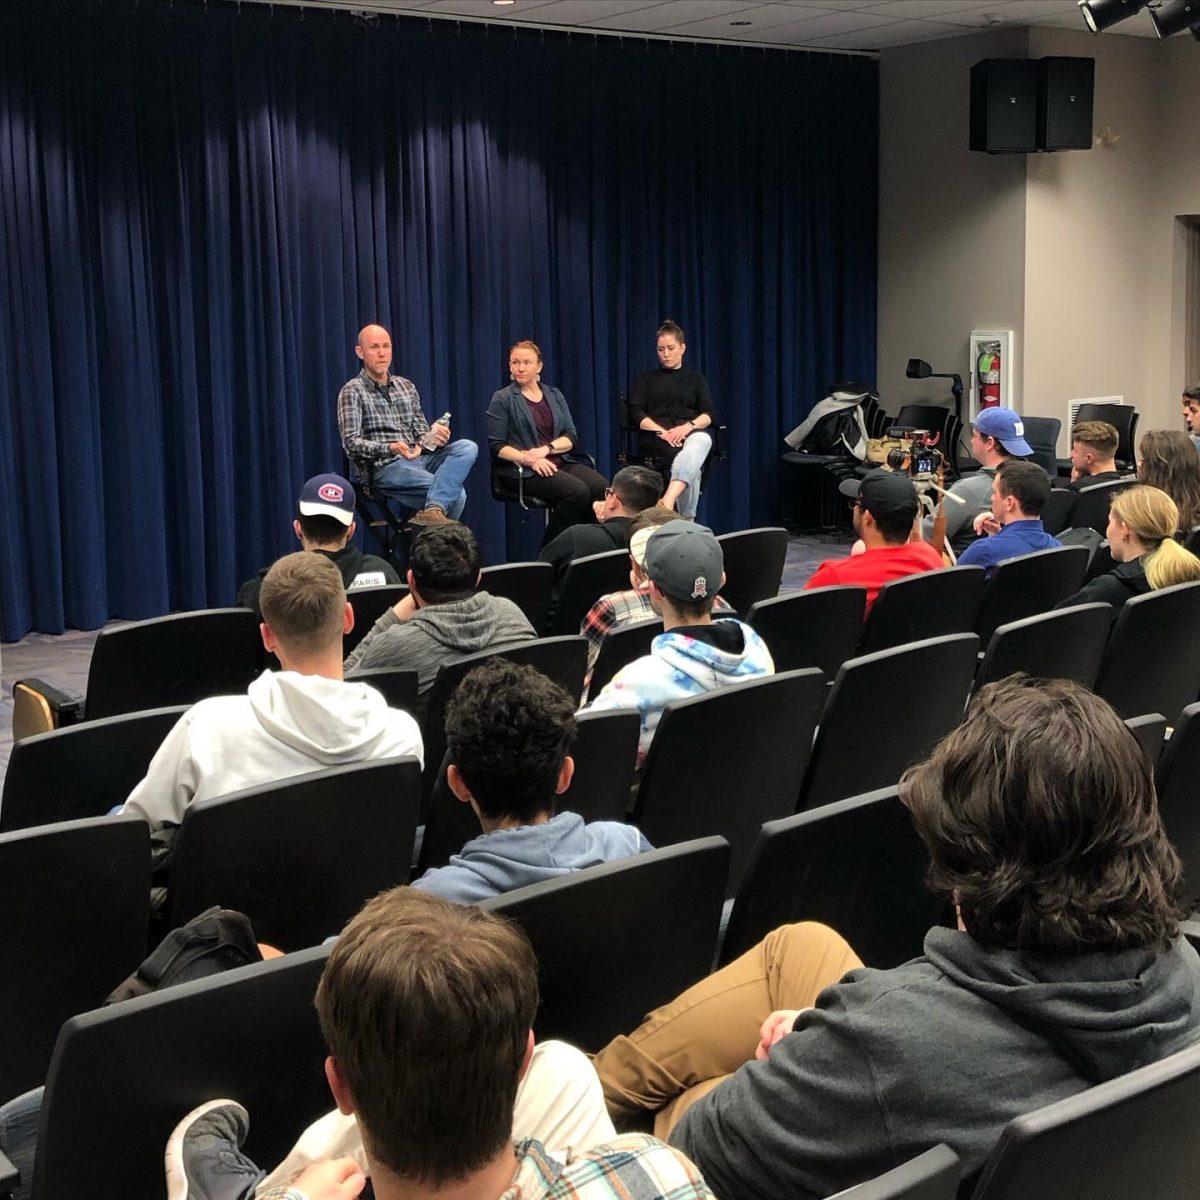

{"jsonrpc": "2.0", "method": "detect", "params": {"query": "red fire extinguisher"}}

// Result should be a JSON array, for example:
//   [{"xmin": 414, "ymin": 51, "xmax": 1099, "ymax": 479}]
[{"xmin": 977, "ymin": 341, "xmax": 1002, "ymax": 410}]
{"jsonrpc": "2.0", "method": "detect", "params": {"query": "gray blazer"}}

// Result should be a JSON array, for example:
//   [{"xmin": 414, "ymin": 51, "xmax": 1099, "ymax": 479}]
[{"xmin": 486, "ymin": 383, "xmax": 580, "ymax": 459}]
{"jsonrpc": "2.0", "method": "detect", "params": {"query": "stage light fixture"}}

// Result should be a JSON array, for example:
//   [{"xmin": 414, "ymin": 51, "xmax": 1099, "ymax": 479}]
[
  {"xmin": 1077, "ymin": 0, "xmax": 1147, "ymax": 32},
  {"xmin": 1149, "ymin": 0, "xmax": 1200, "ymax": 36}
]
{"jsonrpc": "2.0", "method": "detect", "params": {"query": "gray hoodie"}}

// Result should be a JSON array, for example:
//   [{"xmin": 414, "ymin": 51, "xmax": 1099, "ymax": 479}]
[
  {"xmin": 672, "ymin": 927, "xmax": 1200, "ymax": 1200},
  {"xmin": 344, "ymin": 591, "xmax": 536, "ymax": 695}
]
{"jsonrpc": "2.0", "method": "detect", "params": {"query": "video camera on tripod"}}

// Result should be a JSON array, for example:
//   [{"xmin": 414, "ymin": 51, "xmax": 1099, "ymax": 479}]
[{"xmin": 884, "ymin": 426, "xmax": 946, "ymax": 484}]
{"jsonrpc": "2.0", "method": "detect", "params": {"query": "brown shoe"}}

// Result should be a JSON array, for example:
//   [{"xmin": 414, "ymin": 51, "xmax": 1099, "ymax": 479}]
[{"xmin": 408, "ymin": 506, "xmax": 449, "ymax": 527}]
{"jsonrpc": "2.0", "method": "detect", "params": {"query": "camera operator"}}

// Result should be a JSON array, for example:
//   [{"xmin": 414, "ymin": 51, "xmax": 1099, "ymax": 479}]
[{"xmin": 919, "ymin": 408, "xmax": 1030, "ymax": 554}]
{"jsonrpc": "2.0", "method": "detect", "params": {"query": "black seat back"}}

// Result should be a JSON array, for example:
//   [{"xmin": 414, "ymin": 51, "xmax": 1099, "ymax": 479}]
[
  {"xmin": 588, "ymin": 616, "xmax": 660, "ymax": 698},
  {"xmin": 1066, "ymin": 477, "xmax": 1133, "ymax": 535},
  {"xmin": 634, "ymin": 670, "xmax": 826, "ymax": 888},
  {"xmin": 479, "ymin": 561, "xmax": 555, "ymax": 633},
  {"xmin": 747, "ymin": 587, "xmax": 867, "ymax": 676},
  {"xmin": 834, "ymin": 1146, "xmax": 960, "ymax": 1200},
  {"xmin": 1154, "ymin": 702, "xmax": 1200, "ymax": 906},
  {"xmin": 85, "ymin": 609, "xmax": 265, "ymax": 720},
  {"xmin": 1125, "ymin": 712, "xmax": 1167, "ymax": 770},
  {"xmin": 548, "ymin": 550, "xmax": 631, "ymax": 636},
  {"xmin": 1020, "ymin": 416, "xmax": 1061, "ymax": 478},
  {"xmin": 717, "ymin": 528, "xmax": 790, "ymax": 615},
  {"xmin": 1040, "ymin": 489, "xmax": 1075, "ymax": 537},
  {"xmin": 419, "ymin": 708, "xmax": 641, "ymax": 872},
  {"xmin": 1074, "ymin": 402, "xmax": 1138, "ymax": 470},
  {"xmin": 344, "ymin": 585, "xmax": 408, "ymax": 656},
  {"xmin": 974, "ymin": 603, "xmax": 1115, "ymax": 693},
  {"xmin": 974, "ymin": 547, "xmax": 1089, "ymax": 646},
  {"xmin": 1095, "ymin": 580, "xmax": 1200, "ymax": 725},
  {"xmin": 169, "ymin": 758, "xmax": 420, "ymax": 950},
  {"xmin": 859, "ymin": 567, "xmax": 985, "ymax": 655},
  {"xmin": 33, "ymin": 945, "xmax": 332, "ymax": 1200},
  {"xmin": 1, "ymin": 704, "xmax": 187, "ymax": 832},
  {"xmin": 722, "ymin": 787, "xmax": 943, "ymax": 970},
  {"xmin": 0, "ymin": 815, "xmax": 150, "ymax": 1100},
  {"xmin": 344, "ymin": 667, "xmax": 419, "ymax": 716},
  {"xmin": 970, "ymin": 1040, "xmax": 1200, "ymax": 1200},
  {"xmin": 482, "ymin": 837, "xmax": 730, "ymax": 1052},
  {"xmin": 799, "ymin": 634, "xmax": 979, "ymax": 812}
]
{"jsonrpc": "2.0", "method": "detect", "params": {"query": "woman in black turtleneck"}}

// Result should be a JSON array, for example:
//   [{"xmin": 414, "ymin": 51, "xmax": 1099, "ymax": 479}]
[{"xmin": 628, "ymin": 320, "xmax": 716, "ymax": 518}]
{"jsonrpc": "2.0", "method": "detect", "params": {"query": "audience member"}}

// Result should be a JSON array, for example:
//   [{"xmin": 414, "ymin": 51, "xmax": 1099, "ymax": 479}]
[
  {"xmin": 588, "ymin": 523, "xmax": 773, "ymax": 764},
  {"xmin": 540, "ymin": 465, "xmax": 663, "ymax": 627},
  {"xmin": 958, "ymin": 459, "xmax": 1059, "ymax": 574},
  {"xmin": 805, "ymin": 471, "xmax": 942, "ymax": 611},
  {"xmin": 581, "ymin": 508, "xmax": 733, "ymax": 679},
  {"xmin": 237, "ymin": 473, "xmax": 399, "ymax": 614},
  {"xmin": 919, "ymin": 406, "xmax": 1029, "ymax": 553},
  {"xmin": 413, "ymin": 660, "xmax": 651, "ymax": 904},
  {"xmin": 1056, "ymin": 485, "xmax": 1200, "ymax": 610},
  {"xmin": 337, "ymin": 324, "xmax": 478, "ymax": 526},
  {"xmin": 1185, "ymin": 386, "xmax": 1200, "ymax": 442},
  {"xmin": 1138, "ymin": 429, "xmax": 1200, "ymax": 534},
  {"xmin": 1065, "ymin": 420, "xmax": 1130, "ymax": 490},
  {"xmin": 124, "ymin": 553, "xmax": 423, "ymax": 873},
  {"xmin": 344, "ymin": 523, "xmax": 535, "ymax": 700},
  {"xmin": 165, "ymin": 888, "xmax": 712, "ymax": 1200},
  {"xmin": 593, "ymin": 676, "xmax": 1200, "ymax": 1200}
]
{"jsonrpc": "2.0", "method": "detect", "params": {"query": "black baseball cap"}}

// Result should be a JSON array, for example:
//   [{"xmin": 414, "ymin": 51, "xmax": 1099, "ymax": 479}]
[{"xmin": 838, "ymin": 470, "xmax": 920, "ymax": 524}]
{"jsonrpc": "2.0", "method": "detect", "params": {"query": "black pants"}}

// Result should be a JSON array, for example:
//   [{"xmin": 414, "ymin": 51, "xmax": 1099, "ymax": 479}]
[{"xmin": 496, "ymin": 460, "xmax": 609, "ymax": 545}]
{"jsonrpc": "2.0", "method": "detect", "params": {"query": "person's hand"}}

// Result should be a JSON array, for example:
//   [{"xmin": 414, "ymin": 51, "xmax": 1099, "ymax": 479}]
[
  {"xmin": 658, "ymin": 424, "xmax": 692, "ymax": 448},
  {"xmin": 427, "ymin": 422, "xmax": 451, "ymax": 448},
  {"xmin": 392, "ymin": 593, "xmax": 419, "ymax": 622},
  {"xmin": 756, "ymin": 1009, "xmax": 807, "ymax": 1060},
  {"xmin": 390, "ymin": 440, "xmax": 422, "ymax": 460},
  {"xmin": 288, "ymin": 1159, "xmax": 367, "ymax": 1200},
  {"xmin": 974, "ymin": 511, "xmax": 1000, "ymax": 537},
  {"xmin": 593, "ymin": 499, "xmax": 607, "ymax": 520},
  {"xmin": 530, "ymin": 456, "xmax": 557, "ymax": 476}
]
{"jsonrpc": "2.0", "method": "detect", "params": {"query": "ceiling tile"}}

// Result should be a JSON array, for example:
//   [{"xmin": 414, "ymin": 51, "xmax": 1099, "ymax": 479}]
[
  {"xmin": 586, "ymin": 1, "xmax": 752, "ymax": 31},
  {"xmin": 855, "ymin": 0, "xmax": 994, "ymax": 18},
  {"xmin": 806, "ymin": 16, "xmax": 965, "ymax": 45},
  {"xmin": 749, "ymin": 8, "xmax": 901, "ymax": 37},
  {"xmin": 665, "ymin": 2, "xmax": 825, "ymax": 35},
  {"xmin": 499, "ymin": 0, "xmax": 669, "ymax": 21}
]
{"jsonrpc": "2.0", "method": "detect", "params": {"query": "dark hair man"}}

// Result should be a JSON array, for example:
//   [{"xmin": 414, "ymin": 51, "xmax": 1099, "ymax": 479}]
[
  {"xmin": 413, "ymin": 660, "xmax": 650, "ymax": 904},
  {"xmin": 344, "ymin": 523, "xmax": 535, "ymax": 701},
  {"xmin": 237, "ymin": 474, "xmax": 400, "ymax": 614},
  {"xmin": 165, "ymin": 889, "xmax": 713, "ymax": 1200},
  {"xmin": 957, "ymin": 458, "xmax": 1059, "ymax": 574},
  {"xmin": 593, "ymin": 676, "xmax": 1200, "ymax": 1200},
  {"xmin": 1184, "ymin": 384, "xmax": 1200, "ymax": 440},
  {"xmin": 806, "ymin": 471, "xmax": 943, "ymax": 611},
  {"xmin": 124, "ymin": 552, "xmax": 422, "ymax": 873},
  {"xmin": 1067, "ymin": 420, "xmax": 1128, "ymax": 490}
]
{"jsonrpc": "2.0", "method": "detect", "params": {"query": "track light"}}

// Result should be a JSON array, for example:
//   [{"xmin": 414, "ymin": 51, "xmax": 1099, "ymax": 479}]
[
  {"xmin": 1149, "ymin": 0, "xmax": 1200, "ymax": 36},
  {"xmin": 1077, "ymin": 0, "xmax": 1147, "ymax": 32}
]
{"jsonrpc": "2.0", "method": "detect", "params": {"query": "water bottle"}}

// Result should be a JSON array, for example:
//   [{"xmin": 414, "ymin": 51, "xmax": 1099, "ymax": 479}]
[{"xmin": 420, "ymin": 412, "xmax": 451, "ymax": 451}]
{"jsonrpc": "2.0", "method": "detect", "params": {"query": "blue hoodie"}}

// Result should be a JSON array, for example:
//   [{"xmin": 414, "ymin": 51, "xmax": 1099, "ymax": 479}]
[{"xmin": 412, "ymin": 811, "xmax": 652, "ymax": 905}]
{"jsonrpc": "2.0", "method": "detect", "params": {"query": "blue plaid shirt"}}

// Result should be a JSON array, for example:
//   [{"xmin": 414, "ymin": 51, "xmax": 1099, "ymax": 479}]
[{"xmin": 337, "ymin": 369, "xmax": 431, "ymax": 474}]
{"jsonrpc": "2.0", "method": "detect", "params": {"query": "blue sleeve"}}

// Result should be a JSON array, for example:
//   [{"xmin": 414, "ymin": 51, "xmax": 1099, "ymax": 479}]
[
  {"xmin": 955, "ymin": 539, "xmax": 990, "ymax": 568},
  {"xmin": 552, "ymin": 389, "xmax": 580, "ymax": 447},
  {"xmin": 487, "ymin": 390, "xmax": 517, "ymax": 457}
]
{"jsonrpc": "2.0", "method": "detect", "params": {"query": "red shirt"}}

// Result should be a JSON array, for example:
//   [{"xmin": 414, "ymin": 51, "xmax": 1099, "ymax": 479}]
[{"xmin": 804, "ymin": 542, "xmax": 944, "ymax": 612}]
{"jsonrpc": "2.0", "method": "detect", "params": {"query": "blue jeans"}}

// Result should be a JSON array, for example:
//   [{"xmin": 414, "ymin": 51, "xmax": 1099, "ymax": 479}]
[
  {"xmin": 373, "ymin": 439, "xmax": 478, "ymax": 518},
  {"xmin": 0, "ymin": 1086, "xmax": 42, "ymax": 1200},
  {"xmin": 670, "ymin": 431, "xmax": 712, "ymax": 518}
]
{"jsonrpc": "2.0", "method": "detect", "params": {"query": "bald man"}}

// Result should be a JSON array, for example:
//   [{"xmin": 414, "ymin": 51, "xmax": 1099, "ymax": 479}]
[{"xmin": 336, "ymin": 324, "xmax": 478, "ymax": 525}]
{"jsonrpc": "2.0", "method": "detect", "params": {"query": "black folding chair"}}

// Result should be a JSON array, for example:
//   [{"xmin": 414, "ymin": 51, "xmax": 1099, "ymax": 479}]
[
  {"xmin": 479, "ymin": 561, "xmax": 555, "ymax": 633},
  {"xmin": 1095, "ymin": 580, "xmax": 1200, "ymax": 725},
  {"xmin": 1039, "ymin": 488, "xmax": 1075, "ymax": 537},
  {"xmin": 588, "ymin": 616, "xmax": 660, "ymax": 698},
  {"xmin": 1125, "ymin": 712, "xmax": 1167, "ymax": 770},
  {"xmin": 971, "ymin": 1040, "xmax": 1200, "ymax": 1200},
  {"xmin": 0, "ymin": 704, "xmax": 186, "ymax": 832},
  {"xmin": 1021, "ymin": 416, "xmax": 1061, "ymax": 479},
  {"xmin": 974, "ymin": 547, "xmax": 1089, "ymax": 646},
  {"xmin": 547, "ymin": 550, "xmax": 633, "ymax": 636},
  {"xmin": 168, "ymin": 758, "xmax": 421, "ymax": 949},
  {"xmin": 833, "ymin": 1146, "xmax": 960, "ymax": 1200},
  {"xmin": 973, "ymin": 604, "xmax": 1115, "ymax": 692},
  {"xmin": 616, "ymin": 392, "xmax": 727, "ymax": 495},
  {"xmin": 344, "ymin": 585, "xmax": 408, "ymax": 656},
  {"xmin": 31, "ymin": 945, "xmax": 332, "ymax": 1200},
  {"xmin": 721, "ymin": 787, "xmax": 944, "ymax": 970},
  {"xmin": 798, "ymin": 634, "xmax": 979, "ymax": 812},
  {"xmin": 0, "ymin": 815, "xmax": 150, "ymax": 1101},
  {"xmin": 344, "ymin": 666, "xmax": 420, "ymax": 715},
  {"xmin": 859, "ymin": 567, "xmax": 985, "ymax": 655},
  {"xmin": 482, "ymin": 837, "xmax": 730, "ymax": 1052},
  {"xmin": 1064, "ymin": 478, "xmax": 1133, "ymax": 535},
  {"xmin": 633, "ymin": 670, "xmax": 826, "ymax": 889},
  {"xmin": 717, "ymin": 528, "xmax": 790, "ymax": 615},
  {"xmin": 84, "ymin": 609, "xmax": 267, "ymax": 720},
  {"xmin": 418, "ymin": 708, "xmax": 641, "ymax": 872},
  {"xmin": 1154, "ymin": 702, "xmax": 1200, "ymax": 907},
  {"xmin": 747, "ymin": 587, "xmax": 867, "ymax": 676}
]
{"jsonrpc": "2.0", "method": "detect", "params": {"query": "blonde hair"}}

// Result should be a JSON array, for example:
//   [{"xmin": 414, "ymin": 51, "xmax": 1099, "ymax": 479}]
[
  {"xmin": 508, "ymin": 339, "xmax": 543, "ymax": 364},
  {"xmin": 1109, "ymin": 485, "xmax": 1200, "ymax": 591}
]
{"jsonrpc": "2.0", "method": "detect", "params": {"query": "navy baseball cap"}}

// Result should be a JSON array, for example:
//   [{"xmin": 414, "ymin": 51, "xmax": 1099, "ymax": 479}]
[
  {"xmin": 974, "ymin": 408, "xmax": 1032, "ymax": 457},
  {"xmin": 298, "ymin": 473, "xmax": 356, "ymax": 526}
]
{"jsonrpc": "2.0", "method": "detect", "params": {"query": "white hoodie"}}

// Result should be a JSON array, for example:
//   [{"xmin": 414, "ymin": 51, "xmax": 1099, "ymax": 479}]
[{"xmin": 123, "ymin": 670, "xmax": 423, "ymax": 860}]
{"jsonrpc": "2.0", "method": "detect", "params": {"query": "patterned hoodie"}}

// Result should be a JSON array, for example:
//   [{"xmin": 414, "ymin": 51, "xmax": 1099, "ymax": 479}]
[{"xmin": 587, "ymin": 618, "xmax": 774, "ymax": 764}]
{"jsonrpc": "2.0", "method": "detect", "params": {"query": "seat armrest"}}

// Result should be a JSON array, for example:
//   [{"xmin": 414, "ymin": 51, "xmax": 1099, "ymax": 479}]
[{"xmin": 13, "ymin": 676, "xmax": 86, "ymax": 739}]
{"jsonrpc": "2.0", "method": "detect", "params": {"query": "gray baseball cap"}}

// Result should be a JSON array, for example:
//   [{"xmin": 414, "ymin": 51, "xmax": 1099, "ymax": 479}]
[{"xmin": 643, "ymin": 522, "xmax": 725, "ymax": 603}]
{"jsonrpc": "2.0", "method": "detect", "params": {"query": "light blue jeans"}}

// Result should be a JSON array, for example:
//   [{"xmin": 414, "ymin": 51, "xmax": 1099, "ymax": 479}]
[
  {"xmin": 373, "ymin": 438, "xmax": 478, "ymax": 518},
  {"xmin": 670, "ymin": 431, "xmax": 713, "ymax": 518},
  {"xmin": 0, "ymin": 1086, "xmax": 42, "ymax": 1200}
]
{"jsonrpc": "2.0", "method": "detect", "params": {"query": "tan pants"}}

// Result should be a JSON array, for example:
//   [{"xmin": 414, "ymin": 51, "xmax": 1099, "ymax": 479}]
[{"xmin": 593, "ymin": 922, "xmax": 863, "ymax": 1139}]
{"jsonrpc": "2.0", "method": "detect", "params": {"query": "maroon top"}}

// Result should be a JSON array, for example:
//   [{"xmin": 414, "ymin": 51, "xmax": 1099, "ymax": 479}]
[{"xmin": 525, "ymin": 395, "xmax": 562, "ymax": 461}]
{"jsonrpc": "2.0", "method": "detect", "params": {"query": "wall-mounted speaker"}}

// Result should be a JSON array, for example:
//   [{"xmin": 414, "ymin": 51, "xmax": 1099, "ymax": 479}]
[
  {"xmin": 970, "ymin": 59, "xmax": 1038, "ymax": 154},
  {"xmin": 1037, "ymin": 56, "xmax": 1095, "ymax": 151}
]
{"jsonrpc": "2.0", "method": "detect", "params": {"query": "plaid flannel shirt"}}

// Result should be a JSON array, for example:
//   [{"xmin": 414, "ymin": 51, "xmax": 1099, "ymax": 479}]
[{"xmin": 337, "ymin": 370, "xmax": 431, "ymax": 474}]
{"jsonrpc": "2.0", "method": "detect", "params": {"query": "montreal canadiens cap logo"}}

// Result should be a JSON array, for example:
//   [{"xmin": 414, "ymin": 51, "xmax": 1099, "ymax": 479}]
[{"xmin": 318, "ymin": 483, "xmax": 345, "ymax": 503}]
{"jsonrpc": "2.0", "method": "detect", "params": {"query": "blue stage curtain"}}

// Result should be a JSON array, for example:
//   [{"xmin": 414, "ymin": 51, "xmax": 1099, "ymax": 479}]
[{"xmin": 0, "ymin": 0, "xmax": 877, "ymax": 641}]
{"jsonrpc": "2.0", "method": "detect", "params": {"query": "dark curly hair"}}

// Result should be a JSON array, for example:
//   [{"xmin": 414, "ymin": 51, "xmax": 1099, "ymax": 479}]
[
  {"xmin": 905, "ymin": 675, "xmax": 1185, "ymax": 955},
  {"xmin": 445, "ymin": 659, "xmax": 576, "ymax": 824},
  {"xmin": 410, "ymin": 522, "xmax": 480, "ymax": 605}
]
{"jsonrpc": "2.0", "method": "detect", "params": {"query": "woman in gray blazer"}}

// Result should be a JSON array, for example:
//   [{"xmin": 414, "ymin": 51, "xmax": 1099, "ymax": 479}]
[{"xmin": 487, "ymin": 340, "xmax": 608, "ymax": 543}]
